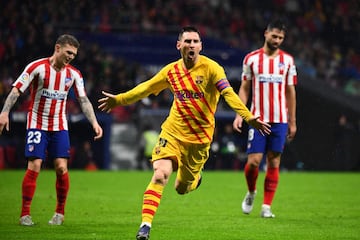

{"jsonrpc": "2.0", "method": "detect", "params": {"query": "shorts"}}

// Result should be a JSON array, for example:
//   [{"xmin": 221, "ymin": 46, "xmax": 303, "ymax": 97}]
[
  {"xmin": 25, "ymin": 129, "xmax": 70, "ymax": 161},
  {"xmin": 246, "ymin": 123, "xmax": 288, "ymax": 154},
  {"xmin": 151, "ymin": 130, "xmax": 210, "ymax": 183}
]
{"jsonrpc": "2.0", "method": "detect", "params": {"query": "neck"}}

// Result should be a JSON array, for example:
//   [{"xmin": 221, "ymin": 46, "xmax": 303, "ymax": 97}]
[
  {"xmin": 263, "ymin": 47, "xmax": 279, "ymax": 57},
  {"xmin": 49, "ymin": 56, "xmax": 63, "ymax": 71}
]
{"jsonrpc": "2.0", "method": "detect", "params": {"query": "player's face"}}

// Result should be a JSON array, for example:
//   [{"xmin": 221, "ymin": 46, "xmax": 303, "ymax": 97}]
[
  {"xmin": 264, "ymin": 28, "xmax": 285, "ymax": 51},
  {"xmin": 177, "ymin": 31, "xmax": 202, "ymax": 65},
  {"xmin": 55, "ymin": 43, "xmax": 78, "ymax": 67}
]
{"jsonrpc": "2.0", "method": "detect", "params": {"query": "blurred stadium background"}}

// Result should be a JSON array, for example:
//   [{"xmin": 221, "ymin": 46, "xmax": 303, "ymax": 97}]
[{"xmin": 0, "ymin": 0, "xmax": 359, "ymax": 171}]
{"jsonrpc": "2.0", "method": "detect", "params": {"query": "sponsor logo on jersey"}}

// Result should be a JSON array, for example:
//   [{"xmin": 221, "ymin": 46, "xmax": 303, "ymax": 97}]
[
  {"xmin": 175, "ymin": 90, "xmax": 204, "ymax": 101},
  {"xmin": 258, "ymin": 74, "xmax": 283, "ymax": 83},
  {"xmin": 41, "ymin": 89, "xmax": 67, "ymax": 100}
]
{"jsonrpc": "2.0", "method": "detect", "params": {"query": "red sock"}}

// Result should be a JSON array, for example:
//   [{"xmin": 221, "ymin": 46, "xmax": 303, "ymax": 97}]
[
  {"xmin": 244, "ymin": 163, "xmax": 259, "ymax": 192},
  {"xmin": 55, "ymin": 172, "xmax": 69, "ymax": 215},
  {"xmin": 21, "ymin": 169, "xmax": 39, "ymax": 217},
  {"xmin": 264, "ymin": 167, "xmax": 279, "ymax": 205}
]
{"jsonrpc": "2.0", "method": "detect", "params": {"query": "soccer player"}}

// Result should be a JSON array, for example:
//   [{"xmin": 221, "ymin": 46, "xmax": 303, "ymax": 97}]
[
  {"xmin": 233, "ymin": 20, "xmax": 297, "ymax": 218},
  {"xmin": 98, "ymin": 26, "xmax": 271, "ymax": 240},
  {"xmin": 0, "ymin": 34, "xmax": 103, "ymax": 226}
]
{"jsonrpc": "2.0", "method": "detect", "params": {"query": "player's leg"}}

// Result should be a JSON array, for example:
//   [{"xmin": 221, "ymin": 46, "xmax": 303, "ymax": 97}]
[
  {"xmin": 242, "ymin": 127, "xmax": 266, "ymax": 214},
  {"xmin": 175, "ymin": 142, "xmax": 210, "ymax": 194},
  {"xmin": 261, "ymin": 151, "xmax": 280, "ymax": 218},
  {"xmin": 48, "ymin": 131, "xmax": 70, "ymax": 225},
  {"xmin": 137, "ymin": 130, "xmax": 177, "ymax": 240},
  {"xmin": 137, "ymin": 159, "xmax": 173, "ymax": 240},
  {"xmin": 261, "ymin": 123, "xmax": 287, "ymax": 218},
  {"xmin": 20, "ymin": 159, "xmax": 42, "ymax": 226},
  {"xmin": 20, "ymin": 129, "xmax": 48, "ymax": 226}
]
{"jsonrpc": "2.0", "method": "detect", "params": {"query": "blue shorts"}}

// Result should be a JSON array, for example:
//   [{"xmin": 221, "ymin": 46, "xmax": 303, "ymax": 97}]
[
  {"xmin": 246, "ymin": 123, "xmax": 288, "ymax": 154},
  {"xmin": 25, "ymin": 129, "xmax": 70, "ymax": 161}
]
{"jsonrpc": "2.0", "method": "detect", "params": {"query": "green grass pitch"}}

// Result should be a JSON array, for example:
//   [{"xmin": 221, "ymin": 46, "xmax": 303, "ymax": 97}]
[{"xmin": 0, "ymin": 170, "xmax": 359, "ymax": 240}]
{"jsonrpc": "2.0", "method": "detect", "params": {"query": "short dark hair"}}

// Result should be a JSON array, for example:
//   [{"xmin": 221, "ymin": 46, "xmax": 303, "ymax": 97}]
[
  {"xmin": 267, "ymin": 20, "xmax": 287, "ymax": 33},
  {"xmin": 178, "ymin": 26, "xmax": 201, "ymax": 40},
  {"xmin": 56, "ymin": 34, "xmax": 80, "ymax": 48}
]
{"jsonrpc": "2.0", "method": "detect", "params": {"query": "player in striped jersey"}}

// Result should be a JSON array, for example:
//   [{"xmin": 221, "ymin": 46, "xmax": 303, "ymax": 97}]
[
  {"xmin": 98, "ymin": 26, "xmax": 271, "ymax": 240},
  {"xmin": 233, "ymin": 20, "xmax": 297, "ymax": 218},
  {"xmin": 0, "ymin": 34, "xmax": 103, "ymax": 226}
]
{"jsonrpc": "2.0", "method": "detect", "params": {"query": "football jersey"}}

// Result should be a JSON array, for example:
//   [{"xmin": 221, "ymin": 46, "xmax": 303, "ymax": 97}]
[
  {"xmin": 116, "ymin": 55, "xmax": 253, "ymax": 143},
  {"xmin": 242, "ymin": 48, "xmax": 297, "ymax": 123},
  {"xmin": 13, "ymin": 58, "xmax": 86, "ymax": 131}
]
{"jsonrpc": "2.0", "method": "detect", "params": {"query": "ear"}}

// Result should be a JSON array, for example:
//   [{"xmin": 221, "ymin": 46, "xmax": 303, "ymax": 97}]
[
  {"xmin": 55, "ymin": 44, "xmax": 61, "ymax": 52},
  {"xmin": 176, "ymin": 41, "xmax": 181, "ymax": 50}
]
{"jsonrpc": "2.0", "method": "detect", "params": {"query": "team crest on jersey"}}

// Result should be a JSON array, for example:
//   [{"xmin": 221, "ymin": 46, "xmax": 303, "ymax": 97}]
[
  {"xmin": 278, "ymin": 62, "xmax": 285, "ymax": 71},
  {"xmin": 65, "ymin": 77, "xmax": 73, "ymax": 87},
  {"xmin": 155, "ymin": 146, "xmax": 161, "ymax": 155},
  {"xmin": 195, "ymin": 76, "xmax": 204, "ymax": 84},
  {"xmin": 20, "ymin": 73, "xmax": 29, "ymax": 82}
]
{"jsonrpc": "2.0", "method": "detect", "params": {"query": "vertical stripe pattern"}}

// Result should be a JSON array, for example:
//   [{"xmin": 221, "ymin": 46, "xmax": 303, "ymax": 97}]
[{"xmin": 13, "ymin": 58, "xmax": 86, "ymax": 131}]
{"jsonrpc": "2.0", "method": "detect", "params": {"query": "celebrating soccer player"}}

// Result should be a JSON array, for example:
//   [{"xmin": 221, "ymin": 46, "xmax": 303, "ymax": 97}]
[{"xmin": 98, "ymin": 26, "xmax": 271, "ymax": 240}]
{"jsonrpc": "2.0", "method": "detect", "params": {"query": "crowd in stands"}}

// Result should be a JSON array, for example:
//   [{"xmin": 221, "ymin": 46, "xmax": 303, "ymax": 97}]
[
  {"xmin": 1, "ymin": 0, "xmax": 360, "ymax": 113},
  {"xmin": 0, "ymin": 0, "xmax": 359, "ymax": 170}
]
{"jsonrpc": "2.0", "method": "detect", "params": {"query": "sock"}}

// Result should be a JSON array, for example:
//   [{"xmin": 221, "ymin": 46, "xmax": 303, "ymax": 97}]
[
  {"xmin": 141, "ymin": 182, "xmax": 164, "ymax": 225},
  {"xmin": 21, "ymin": 169, "xmax": 39, "ymax": 217},
  {"xmin": 244, "ymin": 163, "xmax": 258, "ymax": 193},
  {"xmin": 263, "ymin": 167, "xmax": 279, "ymax": 205},
  {"xmin": 55, "ymin": 172, "xmax": 69, "ymax": 215}
]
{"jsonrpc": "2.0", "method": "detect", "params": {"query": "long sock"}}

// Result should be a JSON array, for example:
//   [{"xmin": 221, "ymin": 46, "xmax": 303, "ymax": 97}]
[
  {"xmin": 141, "ymin": 182, "xmax": 164, "ymax": 225},
  {"xmin": 21, "ymin": 169, "xmax": 39, "ymax": 217},
  {"xmin": 263, "ymin": 167, "xmax": 279, "ymax": 205},
  {"xmin": 55, "ymin": 172, "xmax": 69, "ymax": 215},
  {"xmin": 244, "ymin": 163, "xmax": 258, "ymax": 192}
]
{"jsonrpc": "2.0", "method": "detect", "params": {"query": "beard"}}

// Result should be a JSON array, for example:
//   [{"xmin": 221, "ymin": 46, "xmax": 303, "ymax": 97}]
[{"xmin": 266, "ymin": 41, "xmax": 279, "ymax": 51}]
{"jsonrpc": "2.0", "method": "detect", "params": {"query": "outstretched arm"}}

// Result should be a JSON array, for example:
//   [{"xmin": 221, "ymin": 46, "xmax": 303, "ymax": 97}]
[
  {"xmin": 78, "ymin": 96, "xmax": 103, "ymax": 140},
  {"xmin": 0, "ymin": 87, "xmax": 21, "ymax": 134},
  {"xmin": 97, "ymin": 91, "xmax": 118, "ymax": 113}
]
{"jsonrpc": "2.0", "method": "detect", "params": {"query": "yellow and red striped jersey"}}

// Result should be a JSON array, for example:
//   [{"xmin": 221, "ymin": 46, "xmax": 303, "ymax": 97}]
[{"xmin": 116, "ymin": 55, "xmax": 253, "ymax": 143}]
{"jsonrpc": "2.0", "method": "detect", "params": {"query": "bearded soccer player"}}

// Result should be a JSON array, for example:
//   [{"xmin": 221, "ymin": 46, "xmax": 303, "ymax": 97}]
[
  {"xmin": 233, "ymin": 19, "xmax": 297, "ymax": 218},
  {"xmin": 0, "ymin": 34, "xmax": 103, "ymax": 226},
  {"xmin": 98, "ymin": 26, "xmax": 271, "ymax": 240}
]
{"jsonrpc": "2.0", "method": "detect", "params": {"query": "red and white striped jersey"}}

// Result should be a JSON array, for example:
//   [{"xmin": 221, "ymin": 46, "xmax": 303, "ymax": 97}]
[
  {"xmin": 13, "ymin": 58, "xmax": 87, "ymax": 131},
  {"xmin": 241, "ymin": 48, "xmax": 297, "ymax": 123}
]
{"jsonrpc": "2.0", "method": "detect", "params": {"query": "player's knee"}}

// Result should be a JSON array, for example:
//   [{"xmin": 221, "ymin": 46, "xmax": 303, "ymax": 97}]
[
  {"xmin": 248, "ymin": 159, "xmax": 261, "ymax": 168},
  {"xmin": 55, "ymin": 166, "xmax": 68, "ymax": 175},
  {"xmin": 153, "ymin": 168, "xmax": 171, "ymax": 185}
]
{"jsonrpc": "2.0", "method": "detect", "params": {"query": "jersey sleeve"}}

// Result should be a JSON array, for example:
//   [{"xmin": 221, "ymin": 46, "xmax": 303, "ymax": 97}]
[
  {"xmin": 12, "ymin": 63, "xmax": 37, "ymax": 93},
  {"xmin": 287, "ymin": 59, "xmax": 297, "ymax": 85},
  {"xmin": 241, "ymin": 57, "xmax": 252, "ymax": 82},
  {"xmin": 71, "ymin": 68, "xmax": 87, "ymax": 97},
  {"xmin": 115, "ymin": 68, "xmax": 169, "ymax": 105},
  {"xmin": 221, "ymin": 87, "xmax": 253, "ymax": 122}
]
